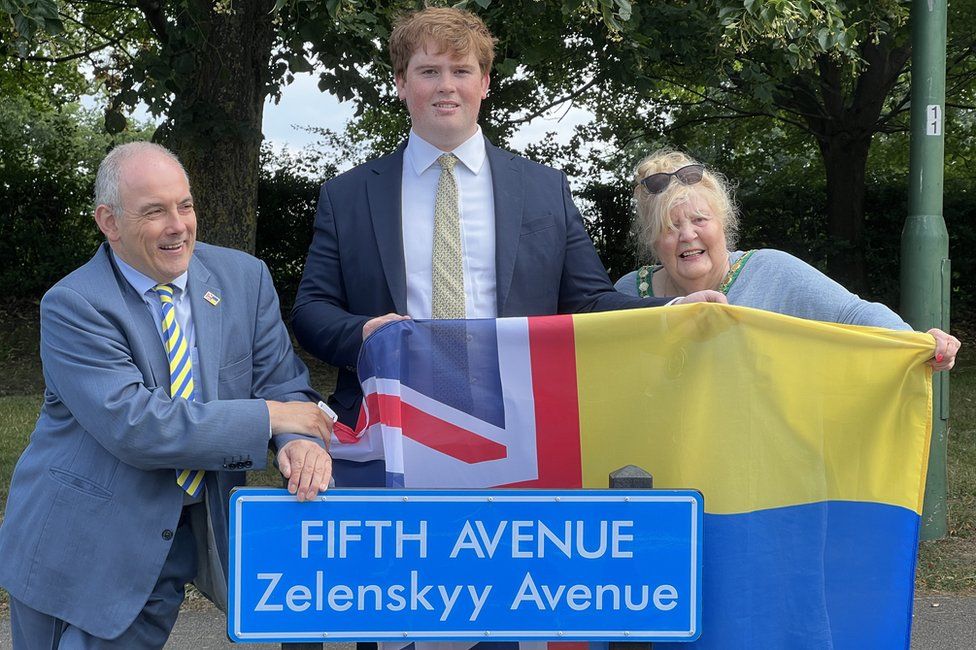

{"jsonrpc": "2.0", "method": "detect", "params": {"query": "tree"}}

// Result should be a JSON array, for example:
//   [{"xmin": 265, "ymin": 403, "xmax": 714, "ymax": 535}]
[
  {"xmin": 569, "ymin": 1, "xmax": 976, "ymax": 292},
  {"xmin": 2, "ymin": 0, "xmax": 359, "ymax": 251},
  {"xmin": 0, "ymin": 92, "xmax": 153, "ymax": 298},
  {"xmin": 2, "ymin": 0, "xmax": 639, "ymax": 252}
]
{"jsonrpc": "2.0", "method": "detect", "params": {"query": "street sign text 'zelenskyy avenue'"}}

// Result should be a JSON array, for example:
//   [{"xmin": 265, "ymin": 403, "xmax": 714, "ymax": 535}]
[{"xmin": 229, "ymin": 489, "xmax": 702, "ymax": 643}]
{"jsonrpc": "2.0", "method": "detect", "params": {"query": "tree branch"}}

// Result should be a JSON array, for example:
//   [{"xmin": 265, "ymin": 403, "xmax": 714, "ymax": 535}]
[
  {"xmin": 506, "ymin": 77, "xmax": 601, "ymax": 125},
  {"xmin": 58, "ymin": 10, "xmax": 129, "ymax": 47},
  {"xmin": 674, "ymin": 73, "xmax": 818, "ymax": 134},
  {"xmin": 17, "ymin": 40, "xmax": 116, "ymax": 62}
]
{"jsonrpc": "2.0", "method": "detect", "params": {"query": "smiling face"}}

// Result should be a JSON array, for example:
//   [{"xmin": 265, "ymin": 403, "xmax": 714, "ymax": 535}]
[
  {"xmin": 652, "ymin": 192, "xmax": 729, "ymax": 294},
  {"xmin": 95, "ymin": 152, "xmax": 196, "ymax": 283},
  {"xmin": 395, "ymin": 43, "xmax": 489, "ymax": 151}
]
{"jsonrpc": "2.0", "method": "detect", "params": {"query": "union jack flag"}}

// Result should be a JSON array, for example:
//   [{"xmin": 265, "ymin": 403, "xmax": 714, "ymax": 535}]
[{"xmin": 334, "ymin": 316, "xmax": 582, "ymax": 489}]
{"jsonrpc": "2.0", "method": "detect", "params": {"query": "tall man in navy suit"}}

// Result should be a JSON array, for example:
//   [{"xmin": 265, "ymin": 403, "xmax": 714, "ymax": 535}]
[
  {"xmin": 0, "ymin": 142, "xmax": 334, "ymax": 648},
  {"xmin": 291, "ymin": 7, "xmax": 725, "ymax": 486}
]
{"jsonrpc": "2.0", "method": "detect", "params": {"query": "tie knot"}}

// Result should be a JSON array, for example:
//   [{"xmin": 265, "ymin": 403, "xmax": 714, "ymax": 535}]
[
  {"xmin": 154, "ymin": 283, "xmax": 176, "ymax": 302},
  {"xmin": 437, "ymin": 153, "xmax": 457, "ymax": 171}
]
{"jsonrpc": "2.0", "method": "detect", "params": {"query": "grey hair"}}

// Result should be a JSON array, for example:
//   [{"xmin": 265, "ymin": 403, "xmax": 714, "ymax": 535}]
[
  {"xmin": 632, "ymin": 149, "xmax": 739, "ymax": 263},
  {"xmin": 94, "ymin": 141, "xmax": 189, "ymax": 213}
]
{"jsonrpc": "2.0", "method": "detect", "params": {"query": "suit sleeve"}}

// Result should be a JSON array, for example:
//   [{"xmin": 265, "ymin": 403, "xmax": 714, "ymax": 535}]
[
  {"xmin": 291, "ymin": 182, "xmax": 370, "ymax": 370},
  {"xmin": 39, "ymin": 285, "xmax": 272, "ymax": 472},
  {"xmin": 249, "ymin": 261, "xmax": 324, "ymax": 451},
  {"xmin": 555, "ymin": 172, "xmax": 669, "ymax": 312}
]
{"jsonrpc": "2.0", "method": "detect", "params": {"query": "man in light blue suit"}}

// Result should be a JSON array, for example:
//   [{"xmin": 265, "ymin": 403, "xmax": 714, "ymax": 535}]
[
  {"xmin": 291, "ymin": 7, "xmax": 725, "ymax": 486},
  {"xmin": 0, "ymin": 142, "xmax": 334, "ymax": 648}
]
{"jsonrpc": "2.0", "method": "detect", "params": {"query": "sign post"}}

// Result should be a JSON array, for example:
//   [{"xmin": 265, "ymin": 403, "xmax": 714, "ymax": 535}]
[{"xmin": 903, "ymin": 0, "xmax": 950, "ymax": 540}]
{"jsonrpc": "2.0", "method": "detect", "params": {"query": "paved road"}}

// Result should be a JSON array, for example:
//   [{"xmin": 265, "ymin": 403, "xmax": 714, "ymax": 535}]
[
  {"xmin": 912, "ymin": 595, "xmax": 976, "ymax": 649},
  {"xmin": 2, "ymin": 597, "xmax": 974, "ymax": 648}
]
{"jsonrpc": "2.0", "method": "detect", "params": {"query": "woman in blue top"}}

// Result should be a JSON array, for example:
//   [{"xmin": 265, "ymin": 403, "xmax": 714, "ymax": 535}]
[{"xmin": 615, "ymin": 149, "xmax": 960, "ymax": 370}]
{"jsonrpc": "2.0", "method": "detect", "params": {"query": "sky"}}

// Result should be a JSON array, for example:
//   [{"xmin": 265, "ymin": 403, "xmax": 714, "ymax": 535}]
[{"xmin": 261, "ymin": 73, "xmax": 350, "ymax": 150}]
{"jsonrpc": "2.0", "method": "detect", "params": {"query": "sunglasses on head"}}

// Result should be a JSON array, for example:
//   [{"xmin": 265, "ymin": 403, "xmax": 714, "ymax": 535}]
[{"xmin": 639, "ymin": 164, "xmax": 705, "ymax": 194}]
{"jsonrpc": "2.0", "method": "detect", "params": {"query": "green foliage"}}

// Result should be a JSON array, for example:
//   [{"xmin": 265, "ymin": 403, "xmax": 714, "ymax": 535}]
[
  {"xmin": 0, "ymin": 305, "xmax": 44, "ymax": 397},
  {"xmin": 0, "ymin": 18, "xmax": 92, "ymax": 106},
  {"xmin": 718, "ymin": 1, "xmax": 852, "ymax": 67},
  {"xmin": 0, "ymin": 394, "xmax": 39, "ymax": 514},
  {"xmin": 577, "ymin": 181, "xmax": 639, "ymax": 281},
  {"xmin": 0, "ymin": 94, "xmax": 150, "ymax": 299},
  {"xmin": 916, "ymin": 361, "xmax": 976, "ymax": 594},
  {"xmin": 0, "ymin": 0, "xmax": 62, "ymax": 52},
  {"xmin": 256, "ymin": 143, "xmax": 340, "ymax": 307}
]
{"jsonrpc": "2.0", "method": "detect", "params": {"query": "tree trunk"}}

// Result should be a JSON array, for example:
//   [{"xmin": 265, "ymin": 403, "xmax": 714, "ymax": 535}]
[
  {"xmin": 155, "ymin": 0, "xmax": 276, "ymax": 254},
  {"xmin": 816, "ymin": 132, "xmax": 872, "ymax": 294},
  {"xmin": 795, "ymin": 38, "xmax": 911, "ymax": 296}
]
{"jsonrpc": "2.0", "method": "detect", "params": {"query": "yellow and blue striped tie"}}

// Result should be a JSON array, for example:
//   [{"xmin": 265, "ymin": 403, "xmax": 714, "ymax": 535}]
[{"xmin": 154, "ymin": 283, "xmax": 205, "ymax": 497}]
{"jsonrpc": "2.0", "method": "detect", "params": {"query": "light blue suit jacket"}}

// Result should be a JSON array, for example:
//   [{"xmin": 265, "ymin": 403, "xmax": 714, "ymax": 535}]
[{"xmin": 0, "ymin": 242, "xmax": 318, "ymax": 638}]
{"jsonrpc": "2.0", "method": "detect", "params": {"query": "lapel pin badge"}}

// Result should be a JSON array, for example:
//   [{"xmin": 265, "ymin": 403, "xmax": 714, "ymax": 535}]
[{"xmin": 203, "ymin": 291, "xmax": 221, "ymax": 306}]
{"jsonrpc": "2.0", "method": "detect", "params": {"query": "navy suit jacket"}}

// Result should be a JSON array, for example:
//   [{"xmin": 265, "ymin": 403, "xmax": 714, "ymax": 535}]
[
  {"xmin": 0, "ymin": 242, "xmax": 318, "ymax": 638},
  {"xmin": 292, "ymin": 139, "xmax": 663, "ymax": 427}
]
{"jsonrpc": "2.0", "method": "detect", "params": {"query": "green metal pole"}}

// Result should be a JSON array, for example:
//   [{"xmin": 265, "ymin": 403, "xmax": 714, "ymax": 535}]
[{"xmin": 902, "ymin": 0, "xmax": 950, "ymax": 541}]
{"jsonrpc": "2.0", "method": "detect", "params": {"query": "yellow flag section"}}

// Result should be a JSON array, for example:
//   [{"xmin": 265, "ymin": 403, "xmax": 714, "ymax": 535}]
[
  {"xmin": 572, "ymin": 303, "xmax": 933, "ymax": 649},
  {"xmin": 575, "ymin": 303, "xmax": 933, "ymax": 514}
]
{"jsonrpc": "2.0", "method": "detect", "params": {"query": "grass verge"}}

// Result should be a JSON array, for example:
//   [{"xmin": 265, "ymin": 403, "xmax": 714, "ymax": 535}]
[
  {"xmin": 0, "ymin": 395, "xmax": 40, "ymax": 609},
  {"xmin": 916, "ymin": 360, "xmax": 976, "ymax": 594},
  {"xmin": 0, "ymin": 305, "xmax": 43, "ymax": 397}
]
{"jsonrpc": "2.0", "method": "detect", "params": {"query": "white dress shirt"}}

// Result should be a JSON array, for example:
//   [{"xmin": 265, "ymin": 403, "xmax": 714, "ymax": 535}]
[{"xmin": 401, "ymin": 128, "xmax": 497, "ymax": 319}]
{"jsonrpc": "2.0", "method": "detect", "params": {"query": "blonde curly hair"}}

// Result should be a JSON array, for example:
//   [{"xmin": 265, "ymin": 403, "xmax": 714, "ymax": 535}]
[{"xmin": 632, "ymin": 149, "xmax": 739, "ymax": 262}]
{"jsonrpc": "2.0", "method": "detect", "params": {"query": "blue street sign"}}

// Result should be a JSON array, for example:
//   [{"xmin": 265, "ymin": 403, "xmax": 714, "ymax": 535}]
[{"xmin": 229, "ymin": 488, "xmax": 702, "ymax": 643}]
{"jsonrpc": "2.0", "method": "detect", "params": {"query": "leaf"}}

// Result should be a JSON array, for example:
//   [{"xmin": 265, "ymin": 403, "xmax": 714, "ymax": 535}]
[
  {"xmin": 287, "ymin": 54, "xmax": 313, "ymax": 74},
  {"xmin": 616, "ymin": 0, "xmax": 632, "ymax": 22},
  {"xmin": 473, "ymin": 0, "xmax": 492, "ymax": 9},
  {"xmin": 836, "ymin": 28, "xmax": 849, "ymax": 48},
  {"xmin": 104, "ymin": 109, "xmax": 127, "ymax": 134},
  {"xmin": 495, "ymin": 57, "xmax": 517, "ymax": 77},
  {"xmin": 817, "ymin": 27, "xmax": 829, "ymax": 50},
  {"xmin": 118, "ymin": 89, "xmax": 139, "ymax": 106},
  {"xmin": 601, "ymin": 3, "xmax": 623, "ymax": 34}
]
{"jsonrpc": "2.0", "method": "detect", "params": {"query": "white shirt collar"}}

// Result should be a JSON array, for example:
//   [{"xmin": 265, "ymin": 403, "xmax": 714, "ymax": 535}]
[
  {"xmin": 405, "ymin": 128, "xmax": 487, "ymax": 176},
  {"xmin": 112, "ymin": 250, "xmax": 189, "ymax": 300}
]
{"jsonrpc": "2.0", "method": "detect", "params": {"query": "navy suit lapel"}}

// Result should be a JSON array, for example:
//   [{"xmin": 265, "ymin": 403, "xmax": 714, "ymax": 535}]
[
  {"xmin": 188, "ymin": 257, "xmax": 221, "ymax": 402},
  {"xmin": 488, "ymin": 141, "xmax": 524, "ymax": 316},
  {"xmin": 366, "ymin": 144, "xmax": 408, "ymax": 314}
]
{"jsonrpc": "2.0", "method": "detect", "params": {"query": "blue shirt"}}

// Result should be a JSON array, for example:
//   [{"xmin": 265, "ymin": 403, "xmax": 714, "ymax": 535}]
[{"xmin": 112, "ymin": 252, "xmax": 200, "ymax": 370}]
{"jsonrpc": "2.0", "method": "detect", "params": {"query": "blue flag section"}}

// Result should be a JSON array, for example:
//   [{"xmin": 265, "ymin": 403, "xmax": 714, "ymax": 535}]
[{"xmin": 228, "ymin": 488, "xmax": 703, "ymax": 643}]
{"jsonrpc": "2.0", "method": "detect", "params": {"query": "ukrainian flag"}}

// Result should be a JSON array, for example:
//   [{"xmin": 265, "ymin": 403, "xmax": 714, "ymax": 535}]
[
  {"xmin": 351, "ymin": 304, "xmax": 934, "ymax": 649},
  {"xmin": 574, "ymin": 305, "xmax": 933, "ymax": 649}
]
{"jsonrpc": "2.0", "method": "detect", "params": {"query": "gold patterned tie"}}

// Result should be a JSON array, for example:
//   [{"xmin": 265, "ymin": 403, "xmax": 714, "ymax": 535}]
[
  {"xmin": 431, "ymin": 153, "xmax": 466, "ymax": 319},
  {"xmin": 154, "ymin": 283, "xmax": 205, "ymax": 497}
]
